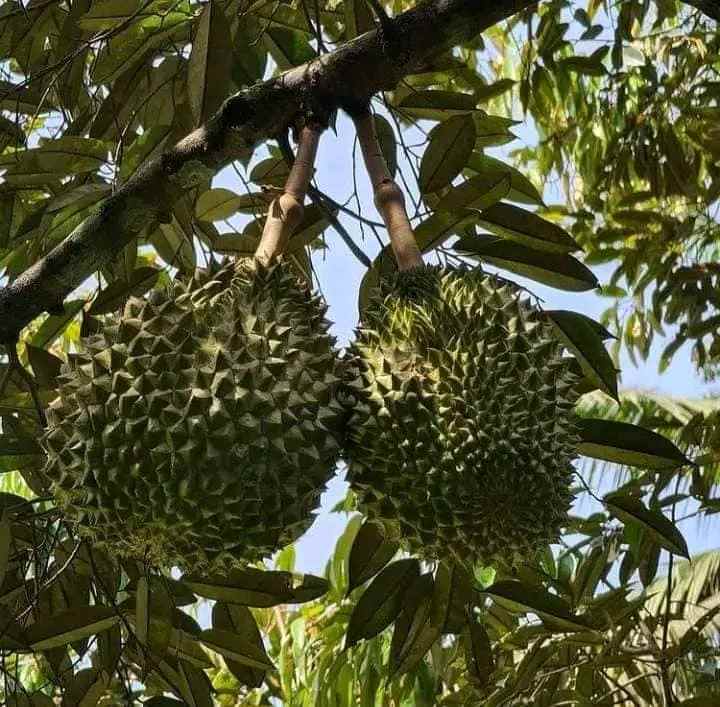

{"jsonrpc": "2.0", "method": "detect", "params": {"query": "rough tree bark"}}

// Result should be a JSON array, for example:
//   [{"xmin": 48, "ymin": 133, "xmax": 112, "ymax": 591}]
[{"xmin": 0, "ymin": 0, "xmax": 717, "ymax": 343}]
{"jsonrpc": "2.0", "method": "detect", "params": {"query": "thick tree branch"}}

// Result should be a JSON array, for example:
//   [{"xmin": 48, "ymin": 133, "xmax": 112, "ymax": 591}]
[{"xmin": 0, "ymin": 0, "xmax": 717, "ymax": 342}]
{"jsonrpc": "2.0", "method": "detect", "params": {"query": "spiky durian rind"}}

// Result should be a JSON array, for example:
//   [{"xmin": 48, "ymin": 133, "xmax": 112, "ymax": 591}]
[
  {"xmin": 44, "ymin": 262, "xmax": 345, "ymax": 572},
  {"xmin": 344, "ymin": 266, "xmax": 579, "ymax": 567}
]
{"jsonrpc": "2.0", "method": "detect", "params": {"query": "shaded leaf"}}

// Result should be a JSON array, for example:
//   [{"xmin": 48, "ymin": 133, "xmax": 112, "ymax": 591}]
[
  {"xmin": 604, "ymin": 493, "xmax": 689, "ymax": 558},
  {"xmin": 90, "ymin": 267, "xmax": 160, "ymax": 315},
  {"xmin": 31, "ymin": 300, "xmax": 85, "ymax": 348},
  {"xmin": 26, "ymin": 345, "xmax": 63, "ymax": 389},
  {"xmin": 348, "ymin": 520, "xmax": 399, "ymax": 593},
  {"xmin": 482, "ymin": 580, "xmax": 591, "ymax": 632},
  {"xmin": 464, "ymin": 613, "xmax": 494, "ymax": 688},
  {"xmin": 26, "ymin": 606, "xmax": 119, "ymax": 651},
  {"xmin": 346, "ymin": 558, "xmax": 420, "ymax": 647},
  {"xmin": 199, "ymin": 628, "xmax": 274, "ymax": 671}
]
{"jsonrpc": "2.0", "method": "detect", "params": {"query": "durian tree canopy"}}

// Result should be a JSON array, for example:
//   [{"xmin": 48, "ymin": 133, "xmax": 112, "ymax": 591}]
[{"xmin": 0, "ymin": 0, "xmax": 713, "ymax": 704}]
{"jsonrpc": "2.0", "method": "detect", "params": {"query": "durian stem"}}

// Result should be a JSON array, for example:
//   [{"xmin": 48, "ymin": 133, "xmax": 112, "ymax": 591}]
[
  {"xmin": 255, "ymin": 124, "xmax": 322, "ymax": 266},
  {"xmin": 353, "ymin": 110, "xmax": 423, "ymax": 272}
]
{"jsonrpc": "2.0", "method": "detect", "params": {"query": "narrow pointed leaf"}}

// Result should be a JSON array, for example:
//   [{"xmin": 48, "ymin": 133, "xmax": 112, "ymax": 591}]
[
  {"xmin": 26, "ymin": 607, "xmax": 119, "ymax": 651},
  {"xmin": 465, "ymin": 614, "xmax": 494, "ymax": 687},
  {"xmin": 578, "ymin": 418, "xmax": 689, "ymax": 470},
  {"xmin": 419, "ymin": 114, "xmax": 476, "ymax": 193},
  {"xmin": 199, "ymin": 628, "xmax": 274, "ymax": 671},
  {"xmin": 476, "ymin": 202, "xmax": 578, "ymax": 253},
  {"xmin": 604, "ymin": 493, "xmax": 689, "ymax": 558},
  {"xmin": 346, "ymin": 558, "xmax": 420, "ymax": 647},
  {"xmin": 456, "ymin": 234, "xmax": 598, "ymax": 291},
  {"xmin": 31, "ymin": 300, "xmax": 85, "ymax": 348},
  {"xmin": 348, "ymin": 520, "xmax": 399, "ymax": 593},
  {"xmin": 548, "ymin": 310, "xmax": 618, "ymax": 400},
  {"xmin": 482, "ymin": 580, "xmax": 591, "ymax": 632}
]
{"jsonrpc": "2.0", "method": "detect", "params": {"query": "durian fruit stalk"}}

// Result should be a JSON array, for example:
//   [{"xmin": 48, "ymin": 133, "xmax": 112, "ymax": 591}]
[
  {"xmin": 344, "ymin": 110, "xmax": 579, "ymax": 567},
  {"xmin": 43, "ymin": 121, "xmax": 345, "ymax": 572}
]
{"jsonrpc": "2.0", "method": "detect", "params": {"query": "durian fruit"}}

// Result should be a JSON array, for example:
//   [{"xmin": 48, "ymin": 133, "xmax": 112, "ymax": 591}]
[
  {"xmin": 344, "ymin": 266, "xmax": 579, "ymax": 566},
  {"xmin": 43, "ymin": 262, "xmax": 344, "ymax": 571},
  {"xmin": 344, "ymin": 110, "xmax": 579, "ymax": 567},
  {"xmin": 43, "ymin": 123, "xmax": 344, "ymax": 572}
]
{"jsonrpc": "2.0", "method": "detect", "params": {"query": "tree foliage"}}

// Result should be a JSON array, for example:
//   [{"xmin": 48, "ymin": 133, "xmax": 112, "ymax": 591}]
[{"xmin": 0, "ymin": 0, "xmax": 718, "ymax": 704}]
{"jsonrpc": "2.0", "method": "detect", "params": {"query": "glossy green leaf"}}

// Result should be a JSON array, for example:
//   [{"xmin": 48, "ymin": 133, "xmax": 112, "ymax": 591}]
[
  {"xmin": 398, "ymin": 90, "xmax": 477, "ymax": 120},
  {"xmin": 578, "ymin": 418, "xmax": 690, "ymax": 470},
  {"xmin": 467, "ymin": 153, "xmax": 544, "ymax": 205},
  {"xmin": 476, "ymin": 202, "xmax": 578, "ymax": 253},
  {"xmin": 548, "ymin": 310, "xmax": 618, "ymax": 399},
  {"xmin": 419, "ymin": 114, "xmax": 476, "ymax": 193},
  {"xmin": 604, "ymin": 493, "xmax": 689, "ymax": 558},
  {"xmin": 346, "ymin": 558, "xmax": 420, "ymax": 647},
  {"xmin": 455, "ymin": 234, "xmax": 598, "ymax": 291},
  {"xmin": 434, "ymin": 174, "xmax": 511, "ymax": 215}
]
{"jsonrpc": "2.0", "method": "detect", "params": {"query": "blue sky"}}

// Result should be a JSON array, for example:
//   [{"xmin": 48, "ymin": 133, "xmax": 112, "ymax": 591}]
[{"xmin": 214, "ymin": 108, "xmax": 717, "ymax": 577}]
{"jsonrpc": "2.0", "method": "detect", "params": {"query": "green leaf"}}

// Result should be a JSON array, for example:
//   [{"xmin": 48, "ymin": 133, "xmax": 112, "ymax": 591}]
[
  {"xmin": 419, "ymin": 114, "xmax": 476, "ymax": 193},
  {"xmin": 455, "ymin": 234, "xmax": 598, "ymax": 291},
  {"xmin": 200, "ymin": 628, "xmax": 274, "ymax": 671},
  {"xmin": 30, "ymin": 300, "xmax": 84, "ymax": 348},
  {"xmin": 389, "ymin": 573, "xmax": 435, "ymax": 675},
  {"xmin": 482, "ymin": 580, "xmax": 591, "ymax": 632},
  {"xmin": 373, "ymin": 114, "xmax": 397, "ymax": 178},
  {"xmin": 547, "ymin": 310, "xmax": 618, "ymax": 399},
  {"xmin": 464, "ymin": 614, "xmax": 494, "ymax": 688},
  {"xmin": 187, "ymin": 1, "xmax": 233, "ymax": 125},
  {"xmin": 577, "ymin": 418, "xmax": 690, "ymax": 470},
  {"xmin": 346, "ymin": 558, "xmax": 420, "ymax": 647},
  {"xmin": 348, "ymin": 520, "xmax": 399, "ymax": 593},
  {"xmin": 263, "ymin": 27, "xmax": 315, "ymax": 69},
  {"xmin": 476, "ymin": 203, "xmax": 578, "ymax": 253},
  {"xmin": 177, "ymin": 661, "xmax": 213, "ymax": 707},
  {"xmin": 434, "ymin": 174, "xmax": 511, "ymax": 215},
  {"xmin": 150, "ymin": 218, "xmax": 196, "ymax": 271},
  {"xmin": 250, "ymin": 156, "xmax": 290, "ymax": 187},
  {"xmin": 184, "ymin": 568, "xmax": 325, "ymax": 607},
  {"xmin": 604, "ymin": 493, "xmax": 689, "ymax": 558},
  {"xmin": 90, "ymin": 267, "xmax": 160, "ymax": 315},
  {"xmin": 0, "ymin": 137, "xmax": 108, "ymax": 184},
  {"xmin": 441, "ymin": 563, "xmax": 476, "ymax": 634},
  {"xmin": 212, "ymin": 602, "xmax": 267, "ymax": 688},
  {"xmin": 473, "ymin": 113, "xmax": 517, "ymax": 147},
  {"xmin": 195, "ymin": 188, "xmax": 244, "ymax": 221},
  {"xmin": 135, "ymin": 576, "xmax": 150, "ymax": 646},
  {"xmin": 475, "ymin": 78, "xmax": 515, "ymax": 102},
  {"xmin": 467, "ymin": 153, "xmax": 544, "ymax": 205},
  {"xmin": 26, "ymin": 606, "xmax": 119, "ymax": 651},
  {"xmin": 398, "ymin": 90, "xmax": 477, "ymax": 120}
]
